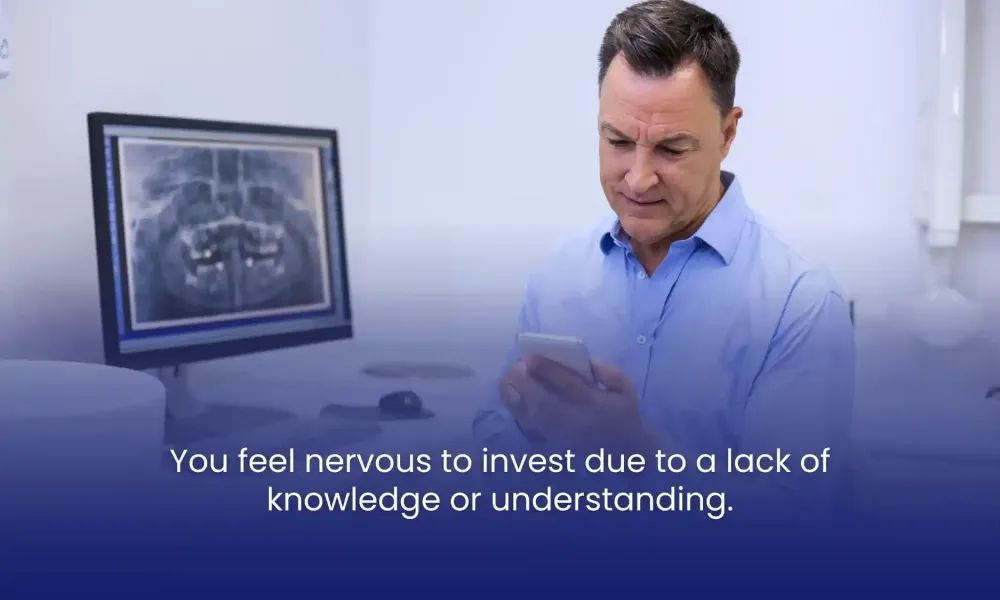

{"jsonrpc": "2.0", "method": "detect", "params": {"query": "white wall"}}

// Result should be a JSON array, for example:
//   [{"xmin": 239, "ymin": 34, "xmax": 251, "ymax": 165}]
[
  {"xmin": 368, "ymin": 0, "xmax": 618, "ymax": 355},
  {"xmin": 0, "ymin": 0, "xmax": 375, "ymax": 362},
  {"xmin": 369, "ymin": 0, "xmax": 1000, "ymax": 351}
]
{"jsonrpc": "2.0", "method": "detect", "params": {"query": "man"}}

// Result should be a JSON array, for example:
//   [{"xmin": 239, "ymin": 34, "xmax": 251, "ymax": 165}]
[{"xmin": 472, "ymin": 0, "xmax": 855, "ymax": 515}]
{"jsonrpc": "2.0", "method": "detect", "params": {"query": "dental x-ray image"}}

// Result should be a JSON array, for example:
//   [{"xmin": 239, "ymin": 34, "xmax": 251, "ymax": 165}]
[{"xmin": 118, "ymin": 138, "xmax": 333, "ymax": 330}]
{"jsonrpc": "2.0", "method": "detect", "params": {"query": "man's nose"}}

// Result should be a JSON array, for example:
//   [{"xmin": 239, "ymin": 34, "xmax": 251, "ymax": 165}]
[{"xmin": 624, "ymin": 157, "xmax": 658, "ymax": 194}]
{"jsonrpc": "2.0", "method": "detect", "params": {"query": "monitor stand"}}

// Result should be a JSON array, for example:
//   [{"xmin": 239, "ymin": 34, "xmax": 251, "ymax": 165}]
[{"xmin": 155, "ymin": 365, "xmax": 382, "ymax": 453}]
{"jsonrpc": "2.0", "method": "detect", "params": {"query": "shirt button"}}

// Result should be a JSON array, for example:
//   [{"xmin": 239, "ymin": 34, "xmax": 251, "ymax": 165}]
[
  {"xmin": 637, "ymin": 335, "xmax": 646, "ymax": 345},
  {"xmin": 638, "ymin": 272, "xmax": 647, "ymax": 279}
]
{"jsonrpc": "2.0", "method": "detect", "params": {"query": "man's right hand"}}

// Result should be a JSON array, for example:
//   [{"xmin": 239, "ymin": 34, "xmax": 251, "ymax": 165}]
[{"xmin": 499, "ymin": 359, "xmax": 550, "ymax": 442}]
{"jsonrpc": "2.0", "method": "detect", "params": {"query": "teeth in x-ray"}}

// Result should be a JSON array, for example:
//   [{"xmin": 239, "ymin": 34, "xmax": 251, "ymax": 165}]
[
  {"xmin": 252, "ymin": 242, "xmax": 280, "ymax": 256},
  {"xmin": 245, "ymin": 256, "xmax": 280, "ymax": 269},
  {"xmin": 188, "ymin": 248, "xmax": 214, "ymax": 261},
  {"xmin": 193, "ymin": 263, "xmax": 223, "ymax": 277}
]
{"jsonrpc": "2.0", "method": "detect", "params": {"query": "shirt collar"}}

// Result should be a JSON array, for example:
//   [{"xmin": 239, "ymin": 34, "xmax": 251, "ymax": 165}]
[{"xmin": 599, "ymin": 170, "xmax": 748, "ymax": 265}]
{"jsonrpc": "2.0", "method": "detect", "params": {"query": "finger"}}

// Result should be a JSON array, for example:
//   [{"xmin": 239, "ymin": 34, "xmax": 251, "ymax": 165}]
[
  {"xmin": 590, "ymin": 359, "xmax": 634, "ymax": 395},
  {"xmin": 526, "ymin": 356, "xmax": 594, "ymax": 404},
  {"xmin": 507, "ymin": 361, "xmax": 553, "ymax": 408},
  {"xmin": 500, "ymin": 363, "xmax": 530, "ymax": 417},
  {"xmin": 500, "ymin": 381, "xmax": 526, "ymax": 415},
  {"xmin": 502, "ymin": 360, "xmax": 552, "ymax": 420},
  {"xmin": 499, "ymin": 382, "xmax": 548, "ymax": 443}
]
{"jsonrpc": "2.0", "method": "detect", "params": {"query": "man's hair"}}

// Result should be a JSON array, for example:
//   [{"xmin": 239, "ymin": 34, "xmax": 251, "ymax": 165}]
[{"xmin": 598, "ymin": 0, "xmax": 740, "ymax": 115}]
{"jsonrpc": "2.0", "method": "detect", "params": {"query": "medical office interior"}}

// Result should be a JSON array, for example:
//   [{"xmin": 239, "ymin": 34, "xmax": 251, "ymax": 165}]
[{"xmin": 0, "ymin": 0, "xmax": 998, "ymax": 521}]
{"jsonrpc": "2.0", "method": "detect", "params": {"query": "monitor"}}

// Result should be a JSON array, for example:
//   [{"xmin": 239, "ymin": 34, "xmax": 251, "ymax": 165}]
[{"xmin": 87, "ymin": 112, "xmax": 375, "ymax": 449}]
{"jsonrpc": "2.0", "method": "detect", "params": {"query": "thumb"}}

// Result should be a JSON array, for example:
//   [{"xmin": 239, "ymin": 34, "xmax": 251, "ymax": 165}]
[{"xmin": 590, "ymin": 360, "xmax": 633, "ymax": 394}]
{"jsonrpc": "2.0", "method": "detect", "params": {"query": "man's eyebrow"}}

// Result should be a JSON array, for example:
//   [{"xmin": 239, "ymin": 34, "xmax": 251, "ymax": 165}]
[
  {"xmin": 599, "ymin": 123, "xmax": 700, "ymax": 149},
  {"xmin": 656, "ymin": 133, "xmax": 700, "ymax": 149},
  {"xmin": 599, "ymin": 123, "xmax": 631, "ymax": 139}
]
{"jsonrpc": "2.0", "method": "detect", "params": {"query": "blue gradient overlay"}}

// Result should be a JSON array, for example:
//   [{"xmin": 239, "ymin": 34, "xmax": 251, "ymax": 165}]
[{"xmin": 1, "ymin": 314, "xmax": 999, "ymax": 596}]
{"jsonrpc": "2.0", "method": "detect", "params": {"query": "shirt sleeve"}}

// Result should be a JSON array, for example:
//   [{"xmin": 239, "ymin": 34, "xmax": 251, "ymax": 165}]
[
  {"xmin": 470, "ymin": 274, "xmax": 542, "ymax": 453},
  {"xmin": 683, "ymin": 274, "xmax": 857, "ymax": 522}
]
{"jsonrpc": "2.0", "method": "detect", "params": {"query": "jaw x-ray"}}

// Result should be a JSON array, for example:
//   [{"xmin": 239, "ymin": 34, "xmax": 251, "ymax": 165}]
[{"xmin": 118, "ymin": 139, "xmax": 333, "ymax": 330}]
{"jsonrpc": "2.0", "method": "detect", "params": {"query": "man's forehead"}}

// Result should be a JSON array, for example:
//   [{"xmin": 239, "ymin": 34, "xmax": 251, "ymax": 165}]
[{"xmin": 599, "ymin": 112, "xmax": 698, "ymax": 145}]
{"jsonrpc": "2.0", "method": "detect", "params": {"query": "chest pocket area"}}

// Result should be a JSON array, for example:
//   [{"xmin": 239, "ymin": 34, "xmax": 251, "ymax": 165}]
[
  {"xmin": 534, "ymin": 287, "xmax": 630, "ymax": 365},
  {"xmin": 641, "ymin": 327, "xmax": 753, "ymax": 455}
]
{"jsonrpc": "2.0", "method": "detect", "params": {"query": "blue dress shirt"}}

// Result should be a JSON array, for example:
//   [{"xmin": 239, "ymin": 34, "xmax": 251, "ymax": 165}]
[{"xmin": 473, "ymin": 171, "xmax": 856, "ymax": 515}]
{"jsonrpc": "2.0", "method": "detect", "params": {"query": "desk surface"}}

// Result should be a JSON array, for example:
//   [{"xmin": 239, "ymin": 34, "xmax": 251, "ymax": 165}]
[
  {"xmin": 0, "ymin": 359, "xmax": 165, "ymax": 419},
  {"xmin": 183, "ymin": 337, "xmax": 1000, "ymax": 464},
  {"xmin": 187, "ymin": 354, "xmax": 487, "ymax": 455}
]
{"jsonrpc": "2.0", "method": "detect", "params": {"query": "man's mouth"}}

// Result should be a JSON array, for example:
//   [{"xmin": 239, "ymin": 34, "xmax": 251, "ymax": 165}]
[{"xmin": 621, "ymin": 193, "xmax": 665, "ymax": 206}]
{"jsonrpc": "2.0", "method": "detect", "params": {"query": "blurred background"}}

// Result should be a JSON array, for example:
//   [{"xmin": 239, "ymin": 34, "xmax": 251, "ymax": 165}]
[{"xmin": 0, "ymin": 0, "xmax": 998, "ymax": 482}]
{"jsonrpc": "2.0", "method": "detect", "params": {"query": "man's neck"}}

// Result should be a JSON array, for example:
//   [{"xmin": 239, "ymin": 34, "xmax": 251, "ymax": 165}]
[{"xmin": 632, "ymin": 174, "xmax": 724, "ymax": 275}]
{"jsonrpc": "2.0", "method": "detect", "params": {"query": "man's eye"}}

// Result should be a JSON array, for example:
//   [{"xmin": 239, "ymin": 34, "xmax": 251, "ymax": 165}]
[
  {"xmin": 609, "ymin": 139, "xmax": 631, "ymax": 148},
  {"xmin": 660, "ymin": 147, "xmax": 686, "ymax": 156}
]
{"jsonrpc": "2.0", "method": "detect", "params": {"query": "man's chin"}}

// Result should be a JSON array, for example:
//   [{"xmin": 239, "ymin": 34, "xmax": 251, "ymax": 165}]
[{"xmin": 618, "ymin": 216, "xmax": 672, "ymax": 246}]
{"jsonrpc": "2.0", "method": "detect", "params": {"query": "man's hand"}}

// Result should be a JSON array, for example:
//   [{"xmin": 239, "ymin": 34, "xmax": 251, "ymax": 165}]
[
  {"xmin": 501, "ymin": 355, "xmax": 656, "ymax": 451},
  {"xmin": 499, "ymin": 360, "xmax": 552, "ymax": 442}
]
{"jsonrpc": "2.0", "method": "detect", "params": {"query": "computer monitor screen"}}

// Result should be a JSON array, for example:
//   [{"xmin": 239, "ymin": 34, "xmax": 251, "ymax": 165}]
[{"xmin": 87, "ymin": 112, "xmax": 352, "ymax": 370}]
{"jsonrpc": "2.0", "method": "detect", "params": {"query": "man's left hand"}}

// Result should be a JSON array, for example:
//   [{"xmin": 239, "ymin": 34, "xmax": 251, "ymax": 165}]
[{"xmin": 524, "ymin": 355, "xmax": 652, "ymax": 452}]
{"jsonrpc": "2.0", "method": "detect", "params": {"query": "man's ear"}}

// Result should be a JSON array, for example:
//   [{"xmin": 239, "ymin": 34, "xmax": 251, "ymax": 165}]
[{"xmin": 721, "ymin": 106, "xmax": 742, "ymax": 159}]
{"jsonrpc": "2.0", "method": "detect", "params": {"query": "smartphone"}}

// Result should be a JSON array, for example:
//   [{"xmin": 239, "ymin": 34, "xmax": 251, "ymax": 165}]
[{"xmin": 516, "ymin": 332, "xmax": 595, "ymax": 383}]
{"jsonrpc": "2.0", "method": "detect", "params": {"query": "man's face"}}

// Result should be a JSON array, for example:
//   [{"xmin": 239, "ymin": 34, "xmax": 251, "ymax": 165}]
[{"xmin": 598, "ymin": 55, "xmax": 741, "ymax": 250}]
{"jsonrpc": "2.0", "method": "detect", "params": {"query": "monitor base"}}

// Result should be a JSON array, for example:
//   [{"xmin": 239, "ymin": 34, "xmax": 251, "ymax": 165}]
[
  {"xmin": 158, "ymin": 365, "xmax": 210, "ymax": 420},
  {"xmin": 154, "ymin": 365, "xmax": 382, "ymax": 454}
]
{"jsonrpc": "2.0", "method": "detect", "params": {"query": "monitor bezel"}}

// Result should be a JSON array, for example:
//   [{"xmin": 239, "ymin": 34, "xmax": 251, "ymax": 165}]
[{"xmin": 87, "ymin": 111, "xmax": 353, "ymax": 371}]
